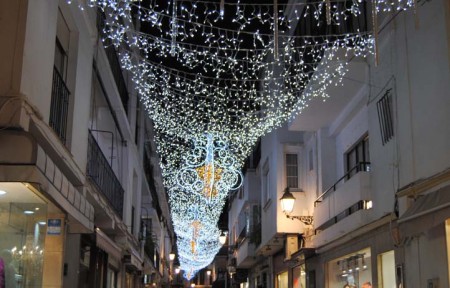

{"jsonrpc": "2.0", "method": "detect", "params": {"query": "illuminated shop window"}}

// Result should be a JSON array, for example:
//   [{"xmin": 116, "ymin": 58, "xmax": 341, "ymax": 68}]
[
  {"xmin": 378, "ymin": 250, "xmax": 396, "ymax": 288},
  {"xmin": 327, "ymin": 248, "xmax": 371, "ymax": 288},
  {"xmin": 0, "ymin": 182, "xmax": 48, "ymax": 288},
  {"xmin": 292, "ymin": 264, "xmax": 306, "ymax": 288},
  {"xmin": 276, "ymin": 271, "xmax": 288, "ymax": 288}
]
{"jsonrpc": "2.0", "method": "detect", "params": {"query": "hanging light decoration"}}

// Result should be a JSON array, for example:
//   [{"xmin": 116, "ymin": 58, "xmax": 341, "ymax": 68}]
[{"xmin": 71, "ymin": 0, "xmax": 416, "ymax": 279}]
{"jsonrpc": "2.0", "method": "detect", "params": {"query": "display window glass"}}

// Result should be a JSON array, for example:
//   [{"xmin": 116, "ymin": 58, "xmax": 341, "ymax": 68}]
[
  {"xmin": 125, "ymin": 271, "xmax": 134, "ymax": 288},
  {"xmin": 327, "ymin": 247, "xmax": 372, "ymax": 288},
  {"xmin": 0, "ymin": 183, "xmax": 48, "ymax": 288},
  {"xmin": 276, "ymin": 271, "xmax": 288, "ymax": 288},
  {"xmin": 378, "ymin": 250, "xmax": 395, "ymax": 288},
  {"xmin": 293, "ymin": 264, "xmax": 306, "ymax": 288}
]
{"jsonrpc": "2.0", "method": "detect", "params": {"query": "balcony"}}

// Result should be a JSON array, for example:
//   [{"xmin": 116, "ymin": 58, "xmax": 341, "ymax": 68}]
[
  {"xmin": 96, "ymin": 9, "xmax": 129, "ymax": 114},
  {"xmin": 143, "ymin": 149, "xmax": 163, "ymax": 220},
  {"xmin": 144, "ymin": 235, "xmax": 160, "ymax": 270},
  {"xmin": 234, "ymin": 205, "xmax": 260, "ymax": 268},
  {"xmin": 314, "ymin": 162, "xmax": 371, "ymax": 231},
  {"xmin": 87, "ymin": 131, "xmax": 124, "ymax": 217},
  {"xmin": 49, "ymin": 66, "xmax": 70, "ymax": 144}
]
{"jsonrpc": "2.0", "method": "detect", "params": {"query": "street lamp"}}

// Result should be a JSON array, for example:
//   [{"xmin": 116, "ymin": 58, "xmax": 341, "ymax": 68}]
[
  {"xmin": 280, "ymin": 188, "xmax": 313, "ymax": 225},
  {"xmin": 219, "ymin": 231, "xmax": 227, "ymax": 245},
  {"xmin": 227, "ymin": 264, "xmax": 236, "ymax": 278}
]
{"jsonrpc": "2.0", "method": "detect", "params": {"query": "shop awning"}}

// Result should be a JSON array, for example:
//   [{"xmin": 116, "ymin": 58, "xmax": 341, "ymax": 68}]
[
  {"xmin": 397, "ymin": 184, "xmax": 450, "ymax": 239},
  {"xmin": 96, "ymin": 228, "xmax": 123, "ymax": 268},
  {"xmin": 398, "ymin": 185, "xmax": 450, "ymax": 224}
]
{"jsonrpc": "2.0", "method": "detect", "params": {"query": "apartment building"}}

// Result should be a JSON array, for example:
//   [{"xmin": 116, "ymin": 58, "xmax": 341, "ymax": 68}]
[
  {"xmin": 225, "ymin": 0, "xmax": 450, "ymax": 287},
  {"xmin": 0, "ymin": 1, "xmax": 174, "ymax": 287}
]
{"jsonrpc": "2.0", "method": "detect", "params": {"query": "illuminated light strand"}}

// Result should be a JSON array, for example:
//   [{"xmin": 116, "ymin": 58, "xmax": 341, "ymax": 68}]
[
  {"xmin": 68, "ymin": 0, "xmax": 416, "ymax": 278},
  {"xmin": 122, "ymin": 51, "xmax": 359, "ymax": 137},
  {"xmin": 170, "ymin": 0, "xmax": 178, "ymax": 56},
  {"xmin": 117, "ymin": 35, "xmax": 372, "ymax": 81},
  {"xmin": 89, "ymin": 0, "xmax": 414, "ymax": 55}
]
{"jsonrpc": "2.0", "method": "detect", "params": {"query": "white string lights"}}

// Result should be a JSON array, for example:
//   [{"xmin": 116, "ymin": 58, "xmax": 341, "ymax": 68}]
[{"xmin": 73, "ymin": 0, "xmax": 415, "ymax": 278}]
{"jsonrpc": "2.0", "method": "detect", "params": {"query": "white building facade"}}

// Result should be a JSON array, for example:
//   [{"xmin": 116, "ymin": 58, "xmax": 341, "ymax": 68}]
[
  {"xmin": 0, "ymin": 1, "xmax": 174, "ymax": 287},
  {"xmin": 226, "ymin": 0, "xmax": 450, "ymax": 288}
]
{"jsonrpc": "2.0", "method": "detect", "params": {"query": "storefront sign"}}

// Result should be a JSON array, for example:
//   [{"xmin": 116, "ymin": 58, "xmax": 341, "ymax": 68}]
[{"xmin": 47, "ymin": 219, "xmax": 62, "ymax": 235}]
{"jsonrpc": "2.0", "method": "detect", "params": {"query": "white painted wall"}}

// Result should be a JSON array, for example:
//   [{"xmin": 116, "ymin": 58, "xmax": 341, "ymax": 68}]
[
  {"xmin": 367, "ymin": 0, "xmax": 450, "ymax": 220},
  {"xmin": 392, "ymin": 6, "xmax": 450, "ymax": 186},
  {"xmin": 317, "ymin": 127, "xmax": 337, "ymax": 194},
  {"xmin": 20, "ymin": 0, "xmax": 59, "ymax": 118},
  {"xmin": 259, "ymin": 127, "xmax": 278, "ymax": 246},
  {"xmin": 334, "ymin": 106, "xmax": 368, "ymax": 178},
  {"xmin": 256, "ymin": 124, "xmax": 309, "ymax": 241},
  {"xmin": 0, "ymin": 0, "xmax": 171, "ymax": 285},
  {"xmin": 293, "ymin": 0, "xmax": 450, "ymax": 249}
]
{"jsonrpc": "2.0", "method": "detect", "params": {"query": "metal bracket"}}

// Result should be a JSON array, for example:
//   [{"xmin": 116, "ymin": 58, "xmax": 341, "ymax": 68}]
[{"xmin": 286, "ymin": 215, "xmax": 314, "ymax": 225}]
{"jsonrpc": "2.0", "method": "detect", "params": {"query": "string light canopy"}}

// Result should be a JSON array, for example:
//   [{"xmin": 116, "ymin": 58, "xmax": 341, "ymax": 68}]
[{"xmin": 71, "ymin": 0, "xmax": 415, "ymax": 278}]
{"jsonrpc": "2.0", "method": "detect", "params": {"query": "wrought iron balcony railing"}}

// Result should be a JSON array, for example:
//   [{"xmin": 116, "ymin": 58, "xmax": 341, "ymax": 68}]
[
  {"xmin": 314, "ymin": 162, "xmax": 371, "ymax": 206},
  {"xmin": 87, "ymin": 131, "xmax": 124, "ymax": 217},
  {"xmin": 96, "ymin": 9, "xmax": 129, "ymax": 114},
  {"xmin": 49, "ymin": 66, "xmax": 70, "ymax": 144}
]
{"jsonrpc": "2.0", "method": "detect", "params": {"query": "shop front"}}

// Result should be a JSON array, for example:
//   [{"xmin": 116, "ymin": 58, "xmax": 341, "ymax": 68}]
[
  {"xmin": 0, "ymin": 130, "xmax": 94, "ymax": 288},
  {"xmin": 0, "ymin": 182, "xmax": 64, "ymax": 288}
]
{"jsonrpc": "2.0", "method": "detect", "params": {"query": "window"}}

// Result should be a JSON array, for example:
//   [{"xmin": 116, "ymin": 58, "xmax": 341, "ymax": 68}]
[
  {"xmin": 262, "ymin": 272, "xmax": 267, "ymax": 288},
  {"xmin": 378, "ymin": 250, "xmax": 395, "ymax": 288},
  {"xmin": 307, "ymin": 270, "xmax": 316, "ymax": 288},
  {"xmin": 327, "ymin": 248, "xmax": 371, "ymax": 288},
  {"xmin": 54, "ymin": 39, "xmax": 67, "ymax": 79},
  {"xmin": 50, "ymin": 9, "xmax": 71, "ymax": 144},
  {"xmin": 131, "ymin": 205, "xmax": 135, "ymax": 234},
  {"xmin": 286, "ymin": 154, "xmax": 299, "ymax": 189},
  {"xmin": 276, "ymin": 271, "xmax": 288, "ymax": 288},
  {"xmin": 54, "ymin": 9, "xmax": 69, "ymax": 79},
  {"xmin": 293, "ymin": 265, "xmax": 306, "ymax": 288},
  {"xmin": 135, "ymin": 104, "xmax": 141, "ymax": 145},
  {"xmin": 107, "ymin": 267, "xmax": 118, "ymax": 288},
  {"xmin": 377, "ymin": 89, "xmax": 394, "ymax": 145},
  {"xmin": 0, "ymin": 183, "xmax": 48, "ymax": 287},
  {"xmin": 345, "ymin": 135, "xmax": 370, "ymax": 179},
  {"xmin": 262, "ymin": 160, "xmax": 270, "ymax": 206}
]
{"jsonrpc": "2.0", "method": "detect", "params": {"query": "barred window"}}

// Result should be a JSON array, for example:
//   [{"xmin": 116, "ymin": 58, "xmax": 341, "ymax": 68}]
[{"xmin": 286, "ymin": 154, "xmax": 299, "ymax": 189}]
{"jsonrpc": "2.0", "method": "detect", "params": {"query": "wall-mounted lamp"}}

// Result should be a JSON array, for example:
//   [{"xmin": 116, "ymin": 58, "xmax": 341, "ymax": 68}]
[
  {"xmin": 206, "ymin": 269, "xmax": 212, "ymax": 276},
  {"xmin": 219, "ymin": 231, "xmax": 228, "ymax": 245},
  {"xmin": 280, "ymin": 188, "xmax": 313, "ymax": 225},
  {"xmin": 169, "ymin": 251, "xmax": 176, "ymax": 261},
  {"xmin": 175, "ymin": 267, "xmax": 181, "ymax": 274}
]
